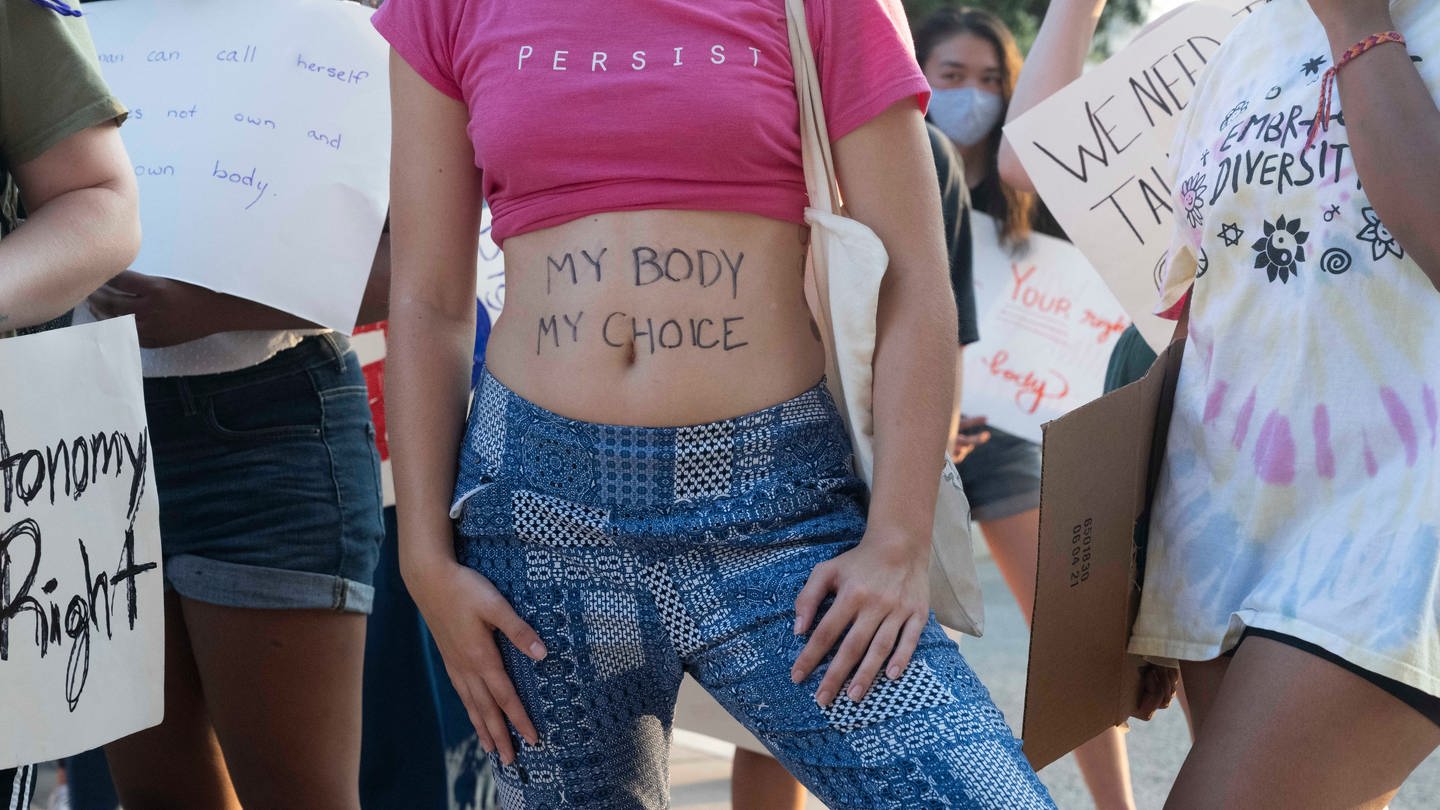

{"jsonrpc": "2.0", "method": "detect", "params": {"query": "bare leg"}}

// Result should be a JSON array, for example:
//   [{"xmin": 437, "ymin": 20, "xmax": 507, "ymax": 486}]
[
  {"xmin": 105, "ymin": 591, "xmax": 241, "ymax": 810},
  {"xmin": 1176, "ymin": 656, "xmax": 1229, "ymax": 738},
  {"xmin": 1167, "ymin": 636, "xmax": 1440, "ymax": 809},
  {"xmin": 182, "ymin": 599, "xmax": 367, "ymax": 810},
  {"xmin": 731, "ymin": 747, "xmax": 807, "ymax": 810},
  {"xmin": 1174, "ymin": 675, "xmax": 1196, "ymax": 742},
  {"xmin": 981, "ymin": 510, "xmax": 1138, "ymax": 810}
]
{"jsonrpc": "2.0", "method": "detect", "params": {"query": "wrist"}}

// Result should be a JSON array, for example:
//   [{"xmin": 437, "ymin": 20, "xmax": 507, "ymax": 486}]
[
  {"xmin": 1317, "ymin": 6, "xmax": 1397, "ymax": 54},
  {"xmin": 860, "ymin": 514, "xmax": 933, "ymax": 557},
  {"xmin": 399, "ymin": 547, "xmax": 462, "ymax": 599}
]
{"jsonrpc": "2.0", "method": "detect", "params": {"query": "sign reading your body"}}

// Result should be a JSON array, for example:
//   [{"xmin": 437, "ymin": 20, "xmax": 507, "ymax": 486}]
[{"xmin": 962, "ymin": 213, "xmax": 1130, "ymax": 443}]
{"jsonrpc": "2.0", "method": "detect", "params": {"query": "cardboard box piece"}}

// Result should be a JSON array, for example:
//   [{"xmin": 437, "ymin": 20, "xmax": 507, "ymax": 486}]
[{"xmin": 1021, "ymin": 340, "xmax": 1185, "ymax": 770}]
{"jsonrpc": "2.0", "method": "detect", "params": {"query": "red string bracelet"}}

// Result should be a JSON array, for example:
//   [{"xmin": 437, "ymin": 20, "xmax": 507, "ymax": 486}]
[{"xmin": 1303, "ymin": 30, "xmax": 1407, "ymax": 153}]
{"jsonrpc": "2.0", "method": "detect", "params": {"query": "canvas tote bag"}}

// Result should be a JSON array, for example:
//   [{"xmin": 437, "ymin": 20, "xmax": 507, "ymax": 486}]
[{"xmin": 784, "ymin": 0, "xmax": 985, "ymax": 636}]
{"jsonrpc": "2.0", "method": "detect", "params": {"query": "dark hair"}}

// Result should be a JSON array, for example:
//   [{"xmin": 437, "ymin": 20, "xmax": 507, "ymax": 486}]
[{"xmin": 915, "ymin": 6, "xmax": 1034, "ymax": 246}]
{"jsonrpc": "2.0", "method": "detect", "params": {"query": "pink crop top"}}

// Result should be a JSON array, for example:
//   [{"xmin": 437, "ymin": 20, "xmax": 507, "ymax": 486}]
[{"xmin": 372, "ymin": 0, "xmax": 930, "ymax": 246}]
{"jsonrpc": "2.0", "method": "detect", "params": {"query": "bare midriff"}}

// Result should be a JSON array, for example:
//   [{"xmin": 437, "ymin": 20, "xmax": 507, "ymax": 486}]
[{"xmin": 485, "ymin": 209, "xmax": 826, "ymax": 427}]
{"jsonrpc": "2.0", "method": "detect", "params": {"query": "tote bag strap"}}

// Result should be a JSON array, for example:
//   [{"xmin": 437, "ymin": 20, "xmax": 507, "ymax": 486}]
[{"xmin": 784, "ymin": 0, "xmax": 842, "ymax": 218}]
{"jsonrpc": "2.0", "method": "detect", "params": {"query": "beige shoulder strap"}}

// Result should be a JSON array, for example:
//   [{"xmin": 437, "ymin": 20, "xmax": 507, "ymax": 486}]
[{"xmin": 784, "ymin": 0, "xmax": 842, "ymax": 218}]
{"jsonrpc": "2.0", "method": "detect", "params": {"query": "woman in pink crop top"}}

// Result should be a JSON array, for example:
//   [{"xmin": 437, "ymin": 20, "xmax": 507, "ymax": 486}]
[{"xmin": 375, "ymin": 2, "xmax": 1055, "ymax": 807}]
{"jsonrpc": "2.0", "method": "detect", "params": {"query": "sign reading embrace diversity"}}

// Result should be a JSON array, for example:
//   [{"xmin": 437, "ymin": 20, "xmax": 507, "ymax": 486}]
[
  {"xmin": 962, "ymin": 213, "xmax": 1130, "ymax": 443},
  {"xmin": 0, "ymin": 319, "xmax": 164, "ymax": 769},
  {"xmin": 85, "ymin": 0, "xmax": 391, "ymax": 333},
  {"xmin": 1004, "ymin": 3, "xmax": 1254, "ymax": 349}
]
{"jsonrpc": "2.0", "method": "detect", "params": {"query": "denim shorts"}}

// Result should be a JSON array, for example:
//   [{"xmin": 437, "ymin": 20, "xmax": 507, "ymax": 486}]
[
  {"xmin": 450, "ymin": 369, "xmax": 1055, "ymax": 809},
  {"xmin": 144, "ymin": 334, "xmax": 384, "ymax": 613},
  {"xmin": 956, "ymin": 427, "xmax": 1041, "ymax": 522}
]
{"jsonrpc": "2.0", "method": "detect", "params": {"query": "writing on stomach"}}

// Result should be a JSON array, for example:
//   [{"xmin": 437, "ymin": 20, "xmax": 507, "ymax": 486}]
[{"xmin": 486, "ymin": 211, "xmax": 826, "ymax": 426}]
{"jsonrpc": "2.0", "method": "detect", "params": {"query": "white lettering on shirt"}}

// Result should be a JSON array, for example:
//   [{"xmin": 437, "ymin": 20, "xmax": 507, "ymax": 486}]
[{"xmin": 515, "ymin": 45, "xmax": 764, "ymax": 73}]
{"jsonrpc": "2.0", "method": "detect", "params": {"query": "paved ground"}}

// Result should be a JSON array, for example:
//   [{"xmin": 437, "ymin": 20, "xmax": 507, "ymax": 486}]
[
  {"xmin": 28, "ymin": 556, "xmax": 1440, "ymax": 808},
  {"xmin": 672, "ymin": 554, "xmax": 1440, "ymax": 809}
]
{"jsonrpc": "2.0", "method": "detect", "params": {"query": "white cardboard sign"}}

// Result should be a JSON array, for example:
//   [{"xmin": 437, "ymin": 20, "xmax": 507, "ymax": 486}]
[
  {"xmin": 963, "ymin": 213, "xmax": 1130, "ymax": 443},
  {"xmin": 85, "ymin": 0, "xmax": 391, "ymax": 333},
  {"xmin": 0, "ymin": 318, "xmax": 164, "ymax": 768},
  {"xmin": 1004, "ymin": 3, "xmax": 1246, "ymax": 349}
]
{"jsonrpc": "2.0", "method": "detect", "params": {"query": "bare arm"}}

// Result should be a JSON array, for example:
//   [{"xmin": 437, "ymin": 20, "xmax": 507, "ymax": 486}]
[
  {"xmin": 1311, "ymin": 0, "xmax": 1440, "ymax": 285},
  {"xmin": 386, "ymin": 53, "xmax": 480, "ymax": 589},
  {"xmin": 792, "ymin": 101, "xmax": 958, "ymax": 705},
  {"xmin": 0, "ymin": 122, "xmax": 139, "ymax": 330},
  {"xmin": 856, "ymin": 104, "xmax": 959, "ymax": 538},
  {"xmin": 384, "ymin": 52, "xmax": 544, "ymax": 765},
  {"xmin": 998, "ymin": 0, "xmax": 1108, "ymax": 193},
  {"xmin": 999, "ymin": 1, "xmax": 1192, "ymax": 193}
]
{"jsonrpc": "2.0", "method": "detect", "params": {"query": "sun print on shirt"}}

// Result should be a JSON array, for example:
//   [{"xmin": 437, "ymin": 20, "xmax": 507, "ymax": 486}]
[
  {"xmin": 1357, "ymin": 206, "xmax": 1405, "ymax": 261},
  {"xmin": 1251, "ymin": 215, "xmax": 1308, "ymax": 283},
  {"xmin": 1180, "ymin": 172, "xmax": 1208, "ymax": 228}
]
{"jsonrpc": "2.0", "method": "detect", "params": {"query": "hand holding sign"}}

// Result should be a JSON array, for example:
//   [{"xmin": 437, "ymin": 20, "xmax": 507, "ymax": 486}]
[
  {"xmin": 0, "ymin": 319, "xmax": 163, "ymax": 769},
  {"xmin": 1003, "ymin": 4, "xmax": 1247, "ymax": 350},
  {"xmin": 84, "ymin": 0, "xmax": 390, "ymax": 333}
]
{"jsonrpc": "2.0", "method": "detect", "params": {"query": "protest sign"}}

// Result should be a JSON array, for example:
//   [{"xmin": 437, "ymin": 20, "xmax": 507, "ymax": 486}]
[
  {"xmin": 0, "ymin": 318, "xmax": 163, "ymax": 768},
  {"xmin": 85, "ymin": 0, "xmax": 390, "ymax": 333},
  {"xmin": 963, "ymin": 213, "xmax": 1130, "ymax": 444},
  {"xmin": 1023, "ymin": 340, "xmax": 1184, "ymax": 769},
  {"xmin": 1004, "ymin": 3, "xmax": 1244, "ymax": 349}
]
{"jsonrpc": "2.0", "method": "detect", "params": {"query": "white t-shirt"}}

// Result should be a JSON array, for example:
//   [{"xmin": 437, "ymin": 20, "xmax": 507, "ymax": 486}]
[
  {"xmin": 72, "ymin": 304, "xmax": 322, "ymax": 377},
  {"xmin": 1130, "ymin": 0, "xmax": 1440, "ymax": 699}
]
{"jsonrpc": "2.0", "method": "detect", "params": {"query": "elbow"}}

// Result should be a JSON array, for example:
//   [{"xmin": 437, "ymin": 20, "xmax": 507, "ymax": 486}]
[
  {"xmin": 881, "ymin": 269, "xmax": 957, "ymax": 348},
  {"xmin": 997, "ymin": 135, "xmax": 1036, "ymax": 194},
  {"xmin": 95, "ymin": 174, "xmax": 142, "ymax": 280}
]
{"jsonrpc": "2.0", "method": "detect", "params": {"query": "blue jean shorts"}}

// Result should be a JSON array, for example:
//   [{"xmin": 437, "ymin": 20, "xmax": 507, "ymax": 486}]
[
  {"xmin": 144, "ymin": 334, "xmax": 384, "ymax": 613},
  {"xmin": 956, "ymin": 427, "xmax": 1041, "ymax": 522}
]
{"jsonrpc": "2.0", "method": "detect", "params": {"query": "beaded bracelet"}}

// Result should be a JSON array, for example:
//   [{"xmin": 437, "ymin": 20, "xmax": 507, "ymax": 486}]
[{"xmin": 1303, "ymin": 31, "xmax": 1407, "ymax": 152}]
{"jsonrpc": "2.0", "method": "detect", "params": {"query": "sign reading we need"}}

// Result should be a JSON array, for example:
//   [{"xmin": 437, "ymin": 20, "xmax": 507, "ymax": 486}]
[
  {"xmin": 0, "ymin": 319, "xmax": 163, "ymax": 769},
  {"xmin": 85, "ymin": 0, "xmax": 390, "ymax": 333},
  {"xmin": 963, "ymin": 213, "xmax": 1129, "ymax": 443},
  {"xmin": 1004, "ymin": 3, "xmax": 1254, "ymax": 350}
]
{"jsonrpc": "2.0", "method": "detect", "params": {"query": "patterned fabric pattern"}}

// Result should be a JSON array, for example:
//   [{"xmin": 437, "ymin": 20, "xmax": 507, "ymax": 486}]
[{"xmin": 451, "ymin": 370, "xmax": 1055, "ymax": 810}]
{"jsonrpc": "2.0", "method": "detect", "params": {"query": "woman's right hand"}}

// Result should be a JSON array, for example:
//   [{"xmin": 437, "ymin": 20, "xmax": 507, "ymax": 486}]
[{"xmin": 408, "ymin": 560, "xmax": 548, "ymax": 764}]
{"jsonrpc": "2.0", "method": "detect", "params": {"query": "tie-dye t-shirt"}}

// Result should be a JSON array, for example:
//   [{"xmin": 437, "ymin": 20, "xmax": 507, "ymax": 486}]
[{"xmin": 1129, "ymin": 0, "xmax": 1440, "ymax": 698}]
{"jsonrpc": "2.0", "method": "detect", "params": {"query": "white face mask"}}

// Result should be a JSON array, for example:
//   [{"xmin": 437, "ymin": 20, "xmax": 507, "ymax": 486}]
[{"xmin": 928, "ymin": 87, "xmax": 1003, "ymax": 148}]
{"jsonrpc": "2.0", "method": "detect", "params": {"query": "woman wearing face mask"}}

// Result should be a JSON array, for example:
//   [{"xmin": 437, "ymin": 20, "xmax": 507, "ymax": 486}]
[{"xmin": 916, "ymin": 8, "xmax": 1139, "ymax": 809}]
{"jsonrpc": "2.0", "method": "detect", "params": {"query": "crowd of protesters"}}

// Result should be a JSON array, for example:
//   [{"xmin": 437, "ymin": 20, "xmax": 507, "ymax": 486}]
[{"xmin": 4, "ymin": 0, "xmax": 1437, "ymax": 808}]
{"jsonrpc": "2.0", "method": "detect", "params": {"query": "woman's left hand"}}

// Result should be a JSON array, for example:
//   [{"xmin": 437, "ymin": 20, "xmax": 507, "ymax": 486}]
[{"xmin": 791, "ymin": 529, "xmax": 932, "ymax": 706}]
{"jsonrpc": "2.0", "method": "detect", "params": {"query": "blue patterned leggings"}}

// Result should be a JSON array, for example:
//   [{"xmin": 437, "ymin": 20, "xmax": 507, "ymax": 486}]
[{"xmin": 451, "ymin": 371, "xmax": 1055, "ymax": 810}]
